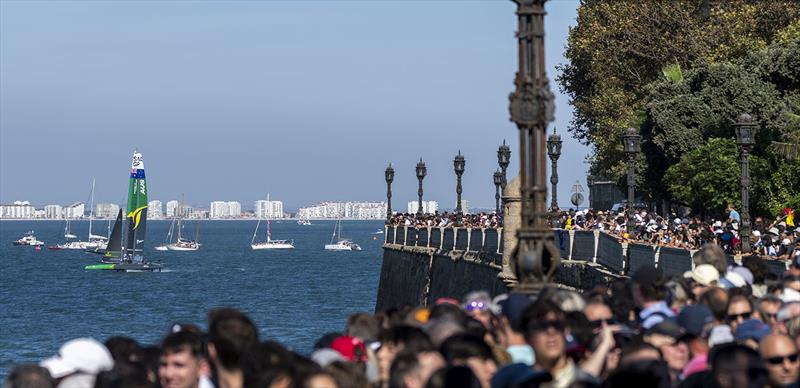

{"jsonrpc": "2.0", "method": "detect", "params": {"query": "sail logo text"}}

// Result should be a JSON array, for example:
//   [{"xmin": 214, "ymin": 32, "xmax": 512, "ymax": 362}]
[
  {"xmin": 139, "ymin": 180, "xmax": 146, "ymax": 195},
  {"xmin": 127, "ymin": 206, "xmax": 148, "ymax": 230}
]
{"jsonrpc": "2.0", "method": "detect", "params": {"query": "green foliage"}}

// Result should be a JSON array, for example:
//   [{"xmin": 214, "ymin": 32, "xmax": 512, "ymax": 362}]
[
  {"xmin": 753, "ymin": 156, "xmax": 800, "ymax": 216},
  {"xmin": 558, "ymin": 0, "xmax": 800, "ymax": 181},
  {"xmin": 663, "ymin": 138, "xmax": 766, "ymax": 217}
]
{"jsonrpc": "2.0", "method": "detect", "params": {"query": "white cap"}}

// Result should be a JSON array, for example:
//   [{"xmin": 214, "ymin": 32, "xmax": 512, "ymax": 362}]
[
  {"xmin": 684, "ymin": 264, "xmax": 719, "ymax": 286},
  {"xmin": 724, "ymin": 272, "xmax": 747, "ymax": 288},
  {"xmin": 674, "ymin": 218, "xmax": 681, "ymax": 224},
  {"xmin": 40, "ymin": 338, "xmax": 113, "ymax": 379},
  {"xmin": 752, "ymin": 230, "xmax": 761, "ymax": 237},
  {"xmin": 784, "ymin": 238, "xmax": 792, "ymax": 246}
]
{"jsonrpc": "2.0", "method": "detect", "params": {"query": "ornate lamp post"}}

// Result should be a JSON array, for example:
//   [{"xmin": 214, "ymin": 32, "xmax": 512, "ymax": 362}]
[
  {"xmin": 546, "ymin": 127, "xmax": 562, "ymax": 211},
  {"xmin": 497, "ymin": 140, "xmax": 511, "ymax": 190},
  {"xmin": 507, "ymin": 0, "xmax": 559, "ymax": 295},
  {"xmin": 454, "ymin": 151, "xmax": 466, "ymax": 226},
  {"xmin": 385, "ymin": 163, "xmax": 394, "ymax": 223},
  {"xmin": 415, "ymin": 158, "xmax": 427, "ymax": 216},
  {"xmin": 493, "ymin": 169, "xmax": 503, "ymax": 214},
  {"xmin": 622, "ymin": 127, "xmax": 641, "ymax": 235},
  {"xmin": 735, "ymin": 113, "xmax": 756, "ymax": 253}
]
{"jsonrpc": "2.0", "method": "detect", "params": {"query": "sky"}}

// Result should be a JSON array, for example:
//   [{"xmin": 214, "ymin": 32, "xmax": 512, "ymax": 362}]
[{"xmin": 0, "ymin": 0, "xmax": 587, "ymax": 211}]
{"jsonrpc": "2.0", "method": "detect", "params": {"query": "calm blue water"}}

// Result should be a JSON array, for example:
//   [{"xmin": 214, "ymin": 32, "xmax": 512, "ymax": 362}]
[{"xmin": 0, "ymin": 219, "xmax": 384, "ymax": 378}]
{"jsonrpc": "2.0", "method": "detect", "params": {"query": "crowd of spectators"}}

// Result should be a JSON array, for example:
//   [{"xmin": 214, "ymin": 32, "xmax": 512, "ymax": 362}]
[
  {"xmin": 552, "ymin": 204, "xmax": 800, "ymax": 258},
  {"xmin": 387, "ymin": 212, "xmax": 502, "ymax": 229},
  {"xmin": 10, "ymin": 243, "xmax": 800, "ymax": 388}
]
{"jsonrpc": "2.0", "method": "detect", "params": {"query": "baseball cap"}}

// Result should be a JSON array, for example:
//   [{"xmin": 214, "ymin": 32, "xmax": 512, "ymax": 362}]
[
  {"xmin": 730, "ymin": 266, "xmax": 754, "ymax": 286},
  {"xmin": 734, "ymin": 319, "xmax": 770, "ymax": 342},
  {"xmin": 40, "ymin": 338, "xmax": 114, "ymax": 379},
  {"xmin": 677, "ymin": 305, "xmax": 713, "ymax": 338},
  {"xmin": 330, "ymin": 335, "xmax": 368, "ymax": 363},
  {"xmin": 646, "ymin": 320, "xmax": 685, "ymax": 339},
  {"xmin": 498, "ymin": 293, "xmax": 533, "ymax": 331},
  {"xmin": 684, "ymin": 264, "xmax": 719, "ymax": 286},
  {"xmin": 721, "ymin": 272, "xmax": 747, "ymax": 289}
]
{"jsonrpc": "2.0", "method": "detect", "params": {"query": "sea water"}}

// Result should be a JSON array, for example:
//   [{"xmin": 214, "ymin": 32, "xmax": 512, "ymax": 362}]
[{"xmin": 0, "ymin": 219, "xmax": 384, "ymax": 378}]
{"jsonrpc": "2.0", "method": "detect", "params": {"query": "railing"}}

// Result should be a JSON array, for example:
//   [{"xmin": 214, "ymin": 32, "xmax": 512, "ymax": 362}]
[{"xmin": 384, "ymin": 226, "xmax": 504, "ymax": 255}]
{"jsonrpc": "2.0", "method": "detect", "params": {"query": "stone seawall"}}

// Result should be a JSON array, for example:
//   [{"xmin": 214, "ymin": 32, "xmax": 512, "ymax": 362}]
[{"xmin": 375, "ymin": 226, "xmax": 790, "ymax": 311}]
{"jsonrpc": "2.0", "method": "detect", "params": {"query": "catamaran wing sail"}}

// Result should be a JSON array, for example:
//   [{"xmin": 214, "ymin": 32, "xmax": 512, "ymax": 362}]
[
  {"xmin": 106, "ymin": 209, "xmax": 124, "ymax": 254},
  {"xmin": 125, "ymin": 151, "xmax": 148, "ymax": 258}
]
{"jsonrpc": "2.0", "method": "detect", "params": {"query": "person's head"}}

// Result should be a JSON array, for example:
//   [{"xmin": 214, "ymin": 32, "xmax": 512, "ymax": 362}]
[
  {"xmin": 40, "ymin": 338, "xmax": 114, "ymax": 388},
  {"xmin": 727, "ymin": 295, "xmax": 754, "ymax": 333},
  {"xmin": 207, "ymin": 307, "xmax": 259, "ymax": 377},
  {"xmin": 377, "ymin": 325, "xmax": 435, "ymax": 383},
  {"xmin": 521, "ymin": 298, "xmax": 566, "ymax": 368},
  {"xmin": 756, "ymin": 295, "xmax": 782, "ymax": 327},
  {"xmin": 389, "ymin": 351, "xmax": 445, "ymax": 388},
  {"xmin": 685, "ymin": 264, "xmax": 720, "ymax": 299},
  {"xmin": 105, "ymin": 336, "xmax": 144, "ymax": 366},
  {"xmin": 583, "ymin": 300, "xmax": 613, "ymax": 327},
  {"xmin": 497, "ymin": 293, "xmax": 533, "ymax": 333},
  {"xmin": 4, "ymin": 364, "xmax": 54, "ymax": 388},
  {"xmin": 325, "ymin": 361, "xmax": 369, "ymax": 388},
  {"xmin": 759, "ymin": 334, "xmax": 800, "ymax": 387},
  {"xmin": 632, "ymin": 266, "xmax": 668, "ymax": 307},
  {"xmin": 346, "ymin": 313, "xmax": 379, "ymax": 343},
  {"xmin": 783, "ymin": 273, "xmax": 800, "ymax": 292},
  {"xmin": 439, "ymin": 334, "xmax": 496, "ymax": 388},
  {"xmin": 695, "ymin": 243, "xmax": 728, "ymax": 276},
  {"xmin": 711, "ymin": 343, "xmax": 768, "ymax": 388},
  {"xmin": 462, "ymin": 291, "xmax": 493, "ymax": 329},
  {"xmin": 700, "ymin": 287, "xmax": 730, "ymax": 324},
  {"xmin": 603, "ymin": 359, "xmax": 671, "ymax": 388},
  {"xmin": 643, "ymin": 321, "xmax": 689, "ymax": 377},
  {"xmin": 159, "ymin": 329, "xmax": 207, "ymax": 388},
  {"xmin": 424, "ymin": 365, "xmax": 481, "ymax": 388},
  {"xmin": 620, "ymin": 340, "xmax": 662, "ymax": 366}
]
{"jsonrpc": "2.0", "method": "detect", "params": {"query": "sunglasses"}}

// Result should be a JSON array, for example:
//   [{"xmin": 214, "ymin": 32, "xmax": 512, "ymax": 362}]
[
  {"xmin": 466, "ymin": 300, "xmax": 488, "ymax": 312},
  {"xmin": 529, "ymin": 320, "xmax": 566, "ymax": 333},
  {"xmin": 727, "ymin": 312, "xmax": 752, "ymax": 322},
  {"xmin": 766, "ymin": 354, "xmax": 800, "ymax": 365},
  {"xmin": 589, "ymin": 318, "xmax": 618, "ymax": 329}
]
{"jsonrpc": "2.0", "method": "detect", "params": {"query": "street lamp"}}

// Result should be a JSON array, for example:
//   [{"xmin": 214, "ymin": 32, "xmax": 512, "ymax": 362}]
[
  {"xmin": 497, "ymin": 140, "xmax": 511, "ymax": 190},
  {"xmin": 493, "ymin": 169, "xmax": 504, "ymax": 214},
  {"xmin": 454, "ymin": 151, "xmax": 466, "ymax": 226},
  {"xmin": 735, "ymin": 113, "xmax": 756, "ymax": 253},
  {"xmin": 622, "ymin": 127, "xmax": 641, "ymax": 236},
  {"xmin": 507, "ymin": 0, "xmax": 559, "ymax": 295},
  {"xmin": 546, "ymin": 127, "xmax": 562, "ymax": 211},
  {"xmin": 416, "ymin": 158, "xmax": 427, "ymax": 216},
  {"xmin": 385, "ymin": 163, "xmax": 394, "ymax": 223}
]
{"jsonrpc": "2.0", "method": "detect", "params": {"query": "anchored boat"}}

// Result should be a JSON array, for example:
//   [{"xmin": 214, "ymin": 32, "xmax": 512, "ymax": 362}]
[{"xmin": 85, "ymin": 150, "xmax": 162, "ymax": 272}]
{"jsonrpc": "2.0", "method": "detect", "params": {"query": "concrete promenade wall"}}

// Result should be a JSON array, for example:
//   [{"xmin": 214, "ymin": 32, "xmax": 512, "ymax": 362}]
[{"xmin": 375, "ymin": 227, "xmax": 789, "ymax": 311}]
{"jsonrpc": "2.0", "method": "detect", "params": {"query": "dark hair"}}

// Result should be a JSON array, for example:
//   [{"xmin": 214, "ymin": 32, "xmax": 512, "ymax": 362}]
[
  {"xmin": 620, "ymin": 340, "xmax": 663, "ymax": 365},
  {"xmin": 346, "ymin": 313, "xmax": 379, "ymax": 343},
  {"xmin": 710, "ymin": 343, "xmax": 768, "ymax": 387},
  {"xmin": 207, "ymin": 307, "xmax": 259, "ymax": 370},
  {"xmin": 94, "ymin": 362, "xmax": 154, "ymax": 388},
  {"xmin": 104, "ymin": 336, "xmax": 144, "ymax": 365},
  {"xmin": 602, "ymin": 360, "xmax": 671, "ymax": 388},
  {"xmin": 609, "ymin": 279, "xmax": 636, "ymax": 325},
  {"xmin": 566, "ymin": 311, "xmax": 593, "ymax": 355},
  {"xmin": 326, "ymin": 360, "xmax": 369, "ymax": 388},
  {"xmin": 161, "ymin": 330, "xmax": 205, "ymax": 359},
  {"xmin": 439, "ymin": 334, "xmax": 494, "ymax": 363},
  {"xmin": 520, "ymin": 298, "xmax": 565, "ymax": 338},
  {"xmin": 424, "ymin": 365, "xmax": 481, "ymax": 388},
  {"xmin": 700, "ymin": 287, "xmax": 730, "ymax": 322},
  {"xmin": 389, "ymin": 351, "xmax": 421, "ymax": 388},
  {"xmin": 741, "ymin": 255, "xmax": 768, "ymax": 284},
  {"xmin": 378, "ymin": 325, "xmax": 435, "ymax": 353},
  {"xmin": 429, "ymin": 303, "xmax": 466, "ymax": 323},
  {"xmin": 4, "ymin": 364, "xmax": 53, "ymax": 388}
]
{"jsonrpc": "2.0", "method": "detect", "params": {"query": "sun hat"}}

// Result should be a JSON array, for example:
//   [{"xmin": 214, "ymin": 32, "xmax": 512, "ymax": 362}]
[
  {"xmin": 769, "ymin": 227, "xmax": 781, "ymax": 236},
  {"xmin": 684, "ymin": 264, "xmax": 719, "ymax": 286},
  {"xmin": 40, "ymin": 338, "xmax": 114, "ymax": 379}
]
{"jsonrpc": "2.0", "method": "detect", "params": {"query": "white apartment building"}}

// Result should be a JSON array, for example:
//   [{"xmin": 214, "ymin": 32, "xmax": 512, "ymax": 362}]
[
  {"xmin": 228, "ymin": 201, "xmax": 242, "ymax": 218},
  {"xmin": 166, "ymin": 200, "xmax": 180, "ymax": 218},
  {"xmin": 0, "ymin": 201, "xmax": 35, "ymax": 219},
  {"xmin": 64, "ymin": 202, "xmax": 85, "ymax": 219},
  {"xmin": 255, "ymin": 200, "xmax": 285, "ymax": 219},
  {"xmin": 148, "ymin": 200, "xmax": 163, "ymax": 219},
  {"xmin": 94, "ymin": 203, "xmax": 120, "ymax": 219},
  {"xmin": 210, "ymin": 201, "xmax": 230, "ymax": 218},
  {"xmin": 45, "ymin": 205, "xmax": 63, "ymax": 219},
  {"xmin": 297, "ymin": 201, "xmax": 387, "ymax": 219},
  {"xmin": 407, "ymin": 201, "xmax": 438, "ymax": 214}
]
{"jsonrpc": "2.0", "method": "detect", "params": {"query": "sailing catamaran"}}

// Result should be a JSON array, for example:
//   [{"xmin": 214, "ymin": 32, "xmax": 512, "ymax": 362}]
[
  {"xmin": 252, "ymin": 194, "xmax": 294, "ymax": 249},
  {"xmin": 324, "ymin": 218, "xmax": 361, "ymax": 251},
  {"xmin": 85, "ymin": 150, "xmax": 162, "ymax": 272}
]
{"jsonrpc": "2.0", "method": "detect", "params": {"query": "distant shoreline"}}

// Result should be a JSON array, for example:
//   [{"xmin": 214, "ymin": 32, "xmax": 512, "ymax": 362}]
[{"xmin": 0, "ymin": 218, "xmax": 384, "ymax": 222}]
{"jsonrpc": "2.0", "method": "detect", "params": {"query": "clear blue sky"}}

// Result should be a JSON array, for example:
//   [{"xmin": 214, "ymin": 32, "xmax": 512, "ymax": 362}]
[{"xmin": 0, "ymin": 0, "xmax": 587, "ymax": 211}]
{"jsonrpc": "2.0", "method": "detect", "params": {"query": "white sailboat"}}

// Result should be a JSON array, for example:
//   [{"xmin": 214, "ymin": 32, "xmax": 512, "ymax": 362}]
[
  {"xmin": 252, "ymin": 194, "xmax": 294, "ymax": 250},
  {"xmin": 54, "ymin": 180, "xmax": 107, "ymax": 250},
  {"xmin": 64, "ymin": 220, "xmax": 77, "ymax": 239},
  {"xmin": 324, "ymin": 218, "xmax": 361, "ymax": 251},
  {"xmin": 155, "ymin": 218, "xmax": 175, "ymax": 251},
  {"xmin": 166, "ymin": 197, "xmax": 200, "ymax": 251}
]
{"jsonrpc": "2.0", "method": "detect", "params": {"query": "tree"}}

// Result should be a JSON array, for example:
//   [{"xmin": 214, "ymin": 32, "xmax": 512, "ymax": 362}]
[{"xmin": 558, "ymin": 0, "xmax": 800, "ymax": 180}]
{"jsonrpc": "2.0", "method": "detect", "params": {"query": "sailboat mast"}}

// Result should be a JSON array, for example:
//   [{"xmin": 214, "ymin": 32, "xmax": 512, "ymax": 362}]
[
  {"xmin": 88, "ymin": 178, "xmax": 95, "ymax": 238},
  {"xmin": 252, "ymin": 218, "xmax": 260, "ymax": 245}
]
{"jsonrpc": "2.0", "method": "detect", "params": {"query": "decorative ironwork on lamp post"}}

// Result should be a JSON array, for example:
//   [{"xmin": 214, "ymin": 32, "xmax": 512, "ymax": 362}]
[
  {"xmin": 416, "ymin": 158, "xmax": 427, "ymax": 216},
  {"xmin": 622, "ymin": 127, "xmax": 641, "ymax": 235},
  {"xmin": 497, "ymin": 141, "xmax": 512, "ymax": 215},
  {"xmin": 546, "ymin": 127, "xmax": 562, "ymax": 211},
  {"xmin": 507, "ymin": 0, "xmax": 559, "ymax": 295},
  {"xmin": 385, "ymin": 163, "xmax": 394, "ymax": 223},
  {"xmin": 493, "ymin": 169, "xmax": 503, "ymax": 214},
  {"xmin": 735, "ymin": 113, "xmax": 756, "ymax": 254},
  {"xmin": 454, "ymin": 151, "xmax": 465, "ymax": 226}
]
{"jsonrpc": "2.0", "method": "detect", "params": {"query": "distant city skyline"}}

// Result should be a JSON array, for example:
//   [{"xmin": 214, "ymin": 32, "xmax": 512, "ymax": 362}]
[{"xmin": 0, "ymin": 1, "xmax": 587, "ymax": 210}]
